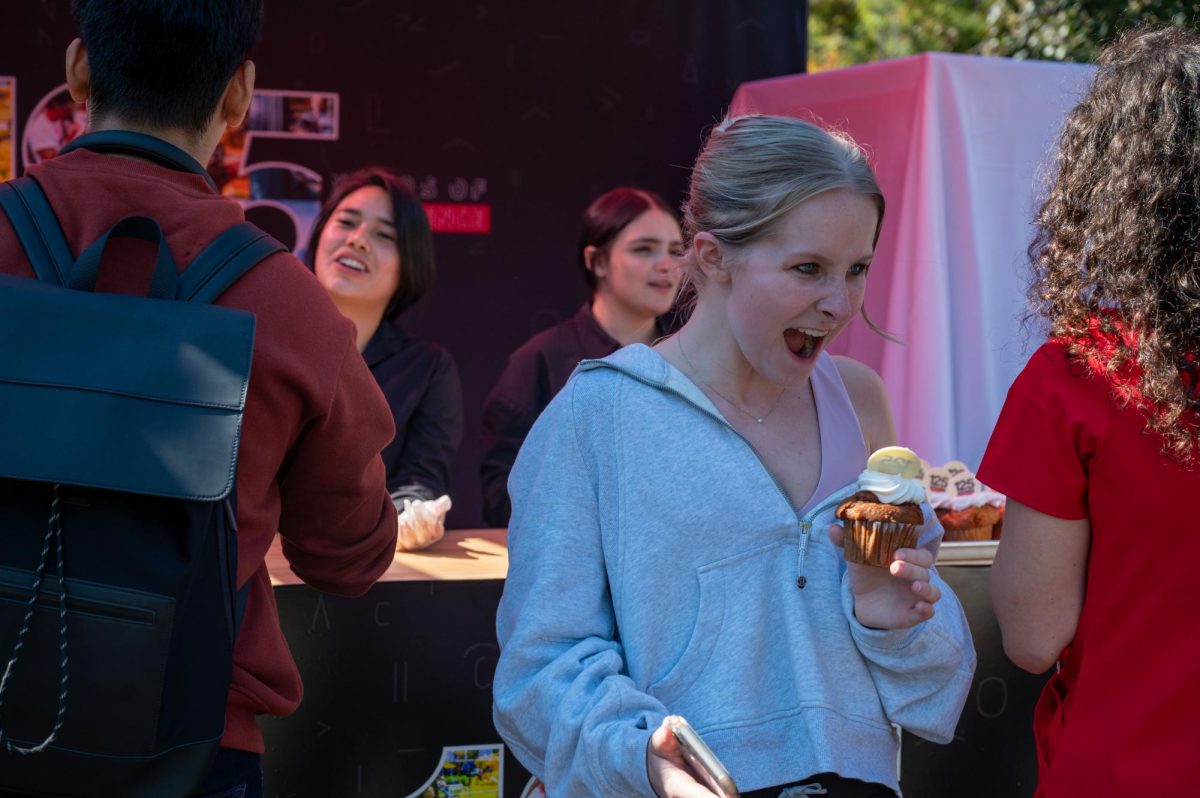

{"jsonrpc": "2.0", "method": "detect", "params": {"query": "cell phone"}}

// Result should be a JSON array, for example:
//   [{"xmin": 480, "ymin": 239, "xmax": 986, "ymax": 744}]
[{"xmin": 666, "ymin": 715, "xmax": 740, "ymax": 798}]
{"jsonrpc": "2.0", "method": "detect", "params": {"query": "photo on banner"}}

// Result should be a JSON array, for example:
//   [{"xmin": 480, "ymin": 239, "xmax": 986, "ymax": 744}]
[
  {"xmin": 0, "ymin": 77, "xmax": 14, "ymax": 181},
  {"xmin": 21, "ymin": 84, "xmax": 85, "ymax": 167},
  {"xmin": 404, "ymin": 744, "xmax": 503, "ymax": 798},
  {"xmin": 207, "ymin": 89, "xmax": 340, "ymax": 252},
  {"xmin": 209, "ymin": 89, "xmax": 339, "ymax": 199}
]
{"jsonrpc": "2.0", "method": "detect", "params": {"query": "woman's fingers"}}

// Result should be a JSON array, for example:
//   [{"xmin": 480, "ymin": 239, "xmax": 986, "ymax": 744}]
[
  {"xmin": 911, "ymin": 578, "xmax": 941, "ymax": 604},
  {"xmin": 648, "ymin": 718, "xmax": 722, "ymax": 798},
  {"xmin": 911, "ymin": 601, "xmax": 935, "ymax": 622},
  {"xmin": 894, "ymin": 547, "xmax": 934, "ymax": 568},
  {"xmin": 891, "ymin": 548, "xmax": 942, "ymax": 613},
  {"xmin": 649, "ymin": 717, "xmax": 677, "ymax": 756},
  {"xmin": 889, "ymin": 558, "xmax": 929, "ymax": 584}
]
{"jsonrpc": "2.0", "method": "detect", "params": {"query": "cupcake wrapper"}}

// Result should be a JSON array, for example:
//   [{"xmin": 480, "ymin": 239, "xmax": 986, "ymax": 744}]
[
  {"xmin": 942, "ymin": 525, "xmax": 993, "ymax": 542},
  {"xmin": 843, "ymin": 520, "xmax": 920, "ymax": 568}
]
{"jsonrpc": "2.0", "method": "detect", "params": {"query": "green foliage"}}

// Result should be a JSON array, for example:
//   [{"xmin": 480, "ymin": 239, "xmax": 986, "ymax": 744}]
[
  {"xmin": 979, "ymin": 1, "xmax": 1200, "ymax": 62},
  {"xmin": 808, "ymin": 0, "xmax": 1200, "ymax": 68},
  {"xmin": 809, "ymin": 0, "xmax": 988, "ymax": 70}
]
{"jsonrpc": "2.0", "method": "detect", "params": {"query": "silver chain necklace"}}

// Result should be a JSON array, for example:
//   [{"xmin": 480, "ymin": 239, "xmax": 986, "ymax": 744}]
[{"xmin": 677, "ymin": 336, "xmax": 785, "ymax": 425}]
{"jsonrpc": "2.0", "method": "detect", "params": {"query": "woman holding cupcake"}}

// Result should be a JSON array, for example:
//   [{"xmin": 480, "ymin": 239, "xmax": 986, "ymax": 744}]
[
  {"xmin": 980, "ymin": 27, "xmax": 1200, "ymax": 795},
  {"xmin": 493, "ymin": 115, "xmax": 975, "ymax": 798}
]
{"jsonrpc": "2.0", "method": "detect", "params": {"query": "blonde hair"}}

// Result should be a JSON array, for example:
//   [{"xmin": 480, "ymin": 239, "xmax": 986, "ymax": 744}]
[
  {"xmin": 688, "ymin": 114, "xmax": 883, "ymax": 242},
  {"xmin": 677, "ymin": 114, "xmax": 889, "ymax": 335}
]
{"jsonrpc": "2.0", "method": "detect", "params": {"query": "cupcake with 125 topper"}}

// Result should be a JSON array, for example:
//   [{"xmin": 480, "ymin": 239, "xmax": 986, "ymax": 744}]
[
  {"xmin": 921, "ymin": 460, "xmax": 1006, "ymax": 541},
  {"xmin": 835, "ymin": 446, "xmax": 928, "ymax": 567}
]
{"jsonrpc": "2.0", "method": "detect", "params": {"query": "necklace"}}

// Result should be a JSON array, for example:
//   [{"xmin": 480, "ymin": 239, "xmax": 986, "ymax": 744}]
[{"xmin": 677, "ymin": 336, "xmax": 785, "ymax": 425}]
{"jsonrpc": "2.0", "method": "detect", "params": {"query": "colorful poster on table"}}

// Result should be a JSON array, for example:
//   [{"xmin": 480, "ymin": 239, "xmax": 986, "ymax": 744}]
[{"xmin": 404, "ymin": 744, "xmax": 503, "ymax": 798}]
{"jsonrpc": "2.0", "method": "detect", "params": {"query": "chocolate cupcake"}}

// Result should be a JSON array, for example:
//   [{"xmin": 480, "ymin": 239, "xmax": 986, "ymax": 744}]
[{"xmin": 836, "ymin": 446, "xmax": 927, "ymax": 567}]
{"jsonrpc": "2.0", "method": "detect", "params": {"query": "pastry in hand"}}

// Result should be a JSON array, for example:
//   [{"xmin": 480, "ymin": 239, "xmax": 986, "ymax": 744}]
[{"xmin": 836, "ymin": 446, "xmax": 926, "ymax": 567}]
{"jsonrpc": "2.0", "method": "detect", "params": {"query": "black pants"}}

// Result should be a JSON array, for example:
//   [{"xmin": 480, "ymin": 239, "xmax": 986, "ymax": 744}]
[
  {"xmin": 196, "ymin": 747, "xmax": 264, "ymax": 798},
  {"xmin": 739, "ymin": 772, "xmax": 897, "ymax": 798}
]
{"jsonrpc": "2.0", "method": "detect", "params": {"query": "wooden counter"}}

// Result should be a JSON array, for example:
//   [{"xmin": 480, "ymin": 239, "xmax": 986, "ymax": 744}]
[
  {"xmin": 265, "ymin": 529, "xmax": 995, "ymax": 587},
  {"xmin": 266, "ymin": 528, "xmax": 509, "ymax": 586}
]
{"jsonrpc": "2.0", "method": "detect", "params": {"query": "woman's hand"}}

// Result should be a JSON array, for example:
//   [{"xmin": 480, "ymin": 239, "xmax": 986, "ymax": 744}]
[
  {"xmin": 646, "ymin": 717, "xmax": 721, "ymax": 798},
  {"xmin": 828, "ymin": 524, "xmax": 941, "ymax": 630},
  {"xmin": 396, "ymin": 495, "xmax": 452, "ymax": 551}
]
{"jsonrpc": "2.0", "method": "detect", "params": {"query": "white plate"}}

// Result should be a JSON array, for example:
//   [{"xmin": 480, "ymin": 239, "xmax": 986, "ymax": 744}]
[{"xmin": 936, "ymin": 539, "xmax": 998, "ymax": 566}]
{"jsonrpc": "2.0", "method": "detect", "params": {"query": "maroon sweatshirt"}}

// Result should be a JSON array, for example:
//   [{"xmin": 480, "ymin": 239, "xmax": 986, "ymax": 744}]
[{"xmin": 0, "ymin": 148, "xmax": 399, "ymax": 753}]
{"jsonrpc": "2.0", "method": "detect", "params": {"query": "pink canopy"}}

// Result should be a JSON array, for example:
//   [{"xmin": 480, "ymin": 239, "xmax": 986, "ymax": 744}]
[{"xmin": 731, "ymin": 52, "xmax": 1094, "ymax": 469}]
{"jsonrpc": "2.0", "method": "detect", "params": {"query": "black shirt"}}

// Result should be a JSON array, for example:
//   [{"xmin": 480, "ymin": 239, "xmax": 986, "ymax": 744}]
[{"xmin": 364, "ymin": 319, "xmax": 463, "ymax": 507}]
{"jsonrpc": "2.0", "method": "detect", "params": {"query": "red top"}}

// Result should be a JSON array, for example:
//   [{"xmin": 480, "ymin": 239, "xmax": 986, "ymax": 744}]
[
  {"xmin": 0, "ymin": 149, "xmax": 399, "ymax": 753},
  {"xmin": 978, "ymin": 340, "xmax": 1200, "ymax": 795}
]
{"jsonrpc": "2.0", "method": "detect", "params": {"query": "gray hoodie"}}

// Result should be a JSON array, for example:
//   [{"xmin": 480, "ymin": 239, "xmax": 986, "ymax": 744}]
[{"xmin": 493, "ymin": 344, "xmax": 975, "ymax": 797}]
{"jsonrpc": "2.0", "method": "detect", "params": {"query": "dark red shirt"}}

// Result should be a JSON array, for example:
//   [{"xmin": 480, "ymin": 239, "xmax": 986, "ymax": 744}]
[
  {"xmin": 0, "ymin": 148, "xmax": 399, "ymax": 752},
  {"xmin": 978, "ymin": 341, "xmax": 1200, "ymax": 795},
  {"xmin": 479, "ymin": 303, "xmax": 634, "ymax": 527}
]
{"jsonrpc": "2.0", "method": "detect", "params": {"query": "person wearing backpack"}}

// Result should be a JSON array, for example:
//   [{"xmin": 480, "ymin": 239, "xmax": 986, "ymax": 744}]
[{"xmin": 0, "ymin": 2, "xmax": 398, "ymax": 796}]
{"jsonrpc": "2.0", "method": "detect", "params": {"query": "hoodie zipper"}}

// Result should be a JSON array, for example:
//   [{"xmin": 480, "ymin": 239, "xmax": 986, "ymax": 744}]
[
  {"xmin": 795, "ymin": 485, "xmax": 859, "ymax": 588},
  {"xmin": 608, "ymin": 365, "xmax": 859, "ymax": 590}
]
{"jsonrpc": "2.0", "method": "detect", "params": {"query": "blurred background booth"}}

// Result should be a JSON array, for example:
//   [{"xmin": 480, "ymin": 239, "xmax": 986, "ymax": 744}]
[{"xmin": 732, "ymin": 52, "xmax": 1094, "ymax": 469}]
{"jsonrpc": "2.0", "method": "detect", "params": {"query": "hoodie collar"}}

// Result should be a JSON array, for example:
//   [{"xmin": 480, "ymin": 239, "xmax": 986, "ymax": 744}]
[{"xmin": 577, "ymin": 343, "xmax": 722, "ymax": 418}]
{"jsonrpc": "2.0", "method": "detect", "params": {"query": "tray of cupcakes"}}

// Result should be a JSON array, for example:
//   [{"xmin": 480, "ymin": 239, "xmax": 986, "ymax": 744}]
[{"xmin": 921, "ymin": 460, "xmax": 1005, "ymax": 565}]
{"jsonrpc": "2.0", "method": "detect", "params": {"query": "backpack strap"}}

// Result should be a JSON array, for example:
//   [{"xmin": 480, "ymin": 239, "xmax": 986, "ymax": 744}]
[
  {"xmin": 178, "ymin": 222, "xmax": 286, "ymax": 304},
  {"xmin": 0, "ymin": 184, "xmax": 281, "ymax": 302},
  {"xmin": 0, "ymin": 177, "xmax": 73, "ymax": 287},
  {"xmin": 70, "ymin": 216, "xmax": 180, "ymax": 299}
]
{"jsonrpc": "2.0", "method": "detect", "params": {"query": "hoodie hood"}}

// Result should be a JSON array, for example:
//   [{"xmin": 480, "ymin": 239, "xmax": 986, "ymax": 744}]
[{"xmin": 577, "ymin": 342, "xmax": 722, "ymax": 419}]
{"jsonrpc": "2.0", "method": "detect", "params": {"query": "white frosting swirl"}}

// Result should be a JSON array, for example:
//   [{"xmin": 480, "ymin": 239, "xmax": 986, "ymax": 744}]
[
  {"xmin": 857, "ymin": 468, "xmax": 927, "ymax": 505},
  {"xmin": 929, "ymin": 489, "xmax": 1006, "ymax": 511}
]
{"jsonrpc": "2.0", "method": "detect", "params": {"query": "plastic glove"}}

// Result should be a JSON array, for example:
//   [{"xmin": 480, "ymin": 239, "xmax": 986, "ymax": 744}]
[{"xmin": 396, "ymin": 494, "xmax": 452, "ymax": 551}]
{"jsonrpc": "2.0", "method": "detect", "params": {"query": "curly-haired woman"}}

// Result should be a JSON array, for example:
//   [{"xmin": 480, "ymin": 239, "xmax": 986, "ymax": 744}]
[{"xmin": 979, "ymin": 27, "xmax": 1200, "ymax": 796}]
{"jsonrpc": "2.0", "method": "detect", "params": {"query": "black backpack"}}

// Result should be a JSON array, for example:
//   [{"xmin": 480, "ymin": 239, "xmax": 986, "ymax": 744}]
[{"xmin": 0, "ymin": 131, "xmax": 284, "ymax": 797}]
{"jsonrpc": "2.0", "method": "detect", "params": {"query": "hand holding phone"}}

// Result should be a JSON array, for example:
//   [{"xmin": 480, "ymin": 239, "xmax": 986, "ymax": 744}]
[{"xmin": 665, "ymin": 715, "xmax": 739, "ymax": 798}]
